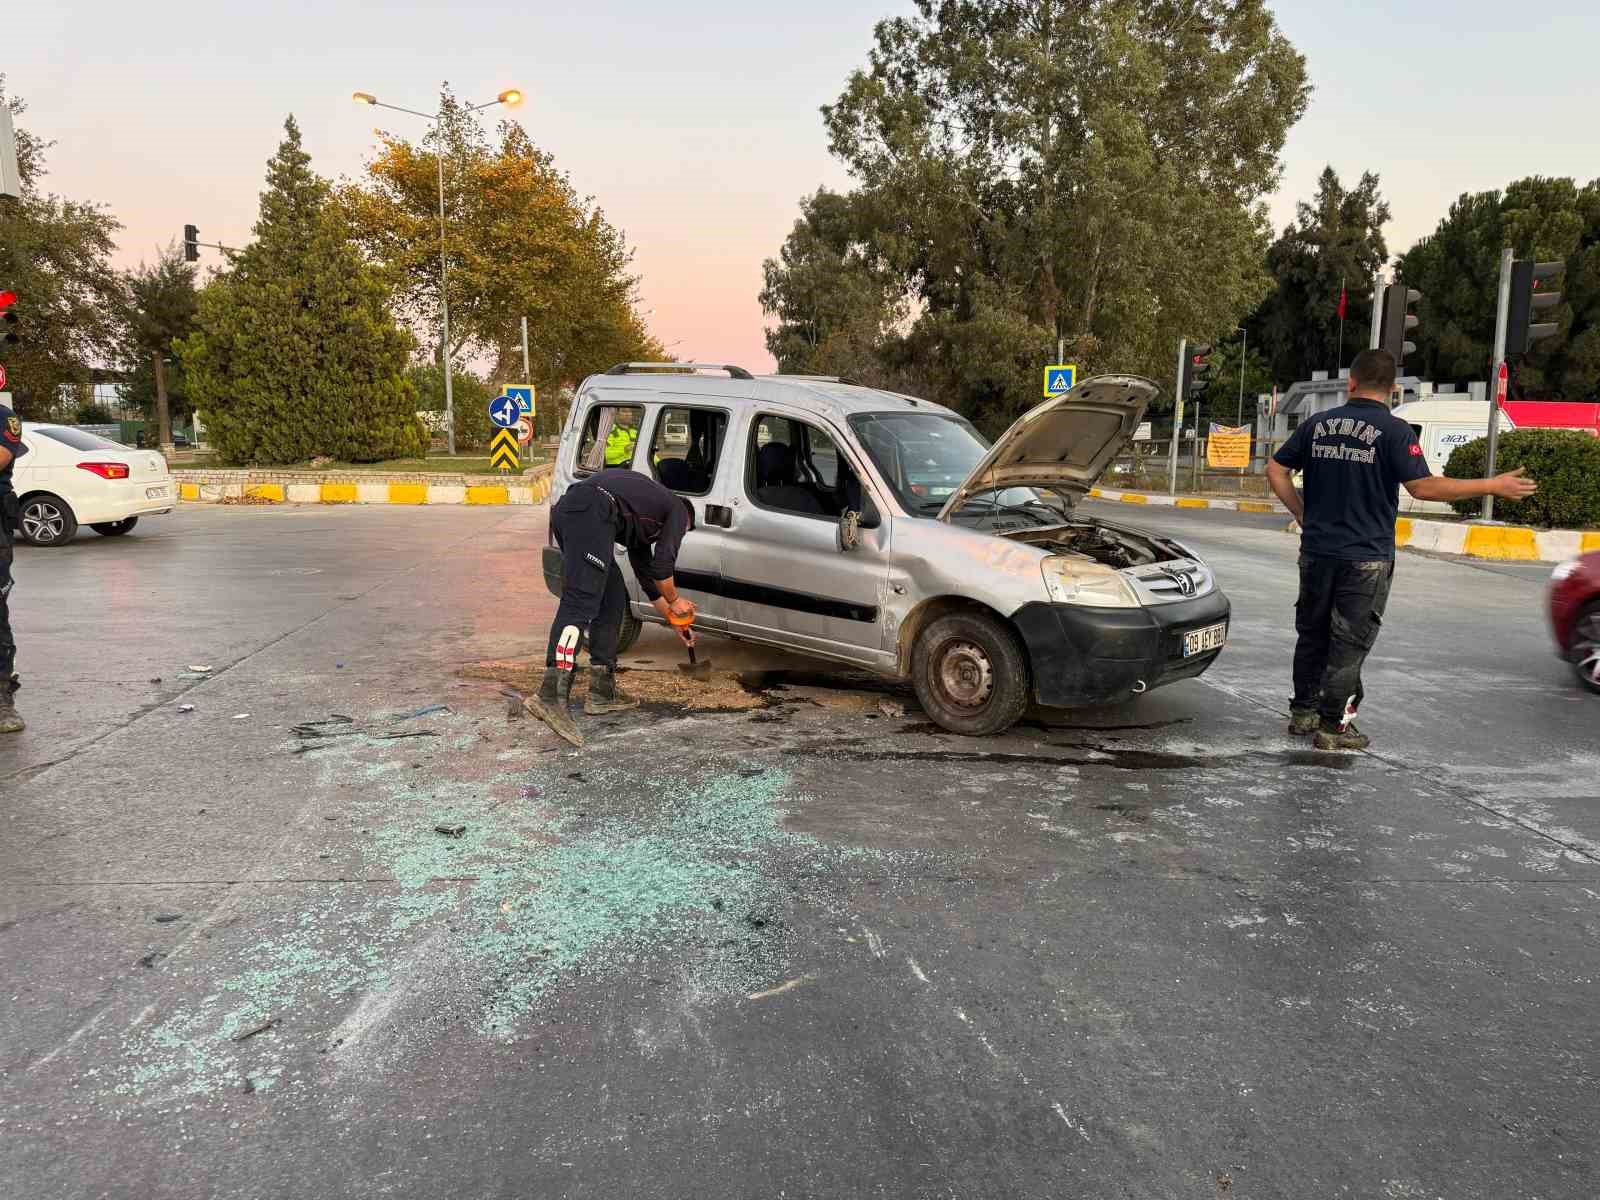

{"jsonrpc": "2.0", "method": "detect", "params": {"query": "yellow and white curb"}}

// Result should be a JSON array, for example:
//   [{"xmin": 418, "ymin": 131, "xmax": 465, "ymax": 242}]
[
  {"xmin": 1396, "ymin": 518, "xmax": 1600, "ymax": 564},
  {"xmin": 1088, "ymin": 486, "xmax": 1284, "ymax": 515},
  {"xmin": 1089, "ymin": 486, "xmax": 1597, "ymax": 565},
  {"xmin": 175, "ymin": 471, "xmax": 554, "ymax": 507}
]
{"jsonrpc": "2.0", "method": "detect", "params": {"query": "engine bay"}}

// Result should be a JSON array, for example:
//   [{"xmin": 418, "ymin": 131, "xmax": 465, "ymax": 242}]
[{"xmin": 1001, "ymin": 520, "xmax": 1184, "ymax": 570}]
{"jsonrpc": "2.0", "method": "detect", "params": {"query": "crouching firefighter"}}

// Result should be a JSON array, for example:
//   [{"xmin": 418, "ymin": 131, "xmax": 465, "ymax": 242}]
[
  {"xmin": 526, "ymin": 467, "xmax": 697, "ymax": 746},
  {"xmin": 0, "ymin": 403, "xmax": 28, "ymax": 734}
]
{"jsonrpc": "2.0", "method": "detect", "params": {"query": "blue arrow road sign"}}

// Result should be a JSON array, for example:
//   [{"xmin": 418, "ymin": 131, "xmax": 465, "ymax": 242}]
[
  {"xmin": 502, "ymin": 385, "xmax": 534, "ymax": 415},
  {"xmin": 489, "ymin": 396, "xmax": 520, "ymax": 428}
]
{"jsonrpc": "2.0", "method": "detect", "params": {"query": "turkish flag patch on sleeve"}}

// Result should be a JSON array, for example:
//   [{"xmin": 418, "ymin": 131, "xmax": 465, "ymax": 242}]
[{"xmin": 1408, "ymin": 443, "xmax": 1424, "ymax": 456}]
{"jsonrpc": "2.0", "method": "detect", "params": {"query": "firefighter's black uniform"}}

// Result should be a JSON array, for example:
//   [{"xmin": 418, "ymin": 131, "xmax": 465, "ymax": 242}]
[
  {"xmin": 526, "ymin": 468, "xmax": 693, "ymax": 744},
  {"xmin": 1, "ymin": 404, "xmax": 29, "ymax": 733}
]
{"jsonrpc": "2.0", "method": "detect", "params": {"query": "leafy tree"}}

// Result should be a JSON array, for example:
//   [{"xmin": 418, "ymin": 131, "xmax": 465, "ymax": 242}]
[
  {"xmin": 177, "ymin": 118, "xmax": 427, "ymax": 465},
  {"xmin": 338, "ymin": 87, "xmax": 662, "ymax": 396},
  {"xmin": 1249, "ymin": 167, "xmax": 1391, "ymax": 385},
  {"xmin": 764, "ymin": 0, "xmax": 1308, "ymax": 432},
  {"xmin": 1397, "ymin": 176, "xmax": 1599, "ymax": 399},
  {"xmin": 407, "ymin": 361, "xmax": 496, "ymax": 450},
  {"xmin": 0, "ymin": 76, "xmax": 124, "ymax": 418},
  {"xmin": 760, "ymin": 188, "xmax": 905, "ymax": 378},
  {"xmin": 119, "ymin": 243, "xmax": 198, "ymax": 447}
]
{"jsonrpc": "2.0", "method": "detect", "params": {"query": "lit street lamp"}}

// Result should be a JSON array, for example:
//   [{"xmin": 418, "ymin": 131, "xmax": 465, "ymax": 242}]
[{"xmin": 353, "ymin": 87, "xmax": 523, "ymax": 455}]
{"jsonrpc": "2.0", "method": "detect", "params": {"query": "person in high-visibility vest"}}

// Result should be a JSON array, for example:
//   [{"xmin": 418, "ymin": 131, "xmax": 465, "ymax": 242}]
[{"xmin": 605, "ymin": 423, "xmax": 639, "ymax": 466}]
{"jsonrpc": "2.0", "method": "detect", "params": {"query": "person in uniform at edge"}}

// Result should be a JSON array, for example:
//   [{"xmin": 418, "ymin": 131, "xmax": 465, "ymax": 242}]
[
  {"xmin": 1266, "ymin": 348, "xmax": 1537, "ymax": 751},
  {"xmin": 0, "ymin": 402, "xmax": 29, "ymax": 734},
  {"xmin": 524, "ymin": 466, "xmax": 697, "ymax": 746}
]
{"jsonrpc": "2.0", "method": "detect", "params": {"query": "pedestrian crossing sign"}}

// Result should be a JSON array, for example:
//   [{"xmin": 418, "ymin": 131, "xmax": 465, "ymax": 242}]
[
  {"xmin": 1043, "ymin": 364, "xmax": 1078, "ymax": 398},
  {"xmin": 489, "ymin": 428, "xmax": 521, "ymax": 473}
]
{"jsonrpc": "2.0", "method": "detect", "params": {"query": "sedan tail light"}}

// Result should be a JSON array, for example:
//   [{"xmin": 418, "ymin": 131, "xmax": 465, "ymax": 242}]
[{"xmin": 77, "ymin": 461, "xmax": 131, "ymax": 479}]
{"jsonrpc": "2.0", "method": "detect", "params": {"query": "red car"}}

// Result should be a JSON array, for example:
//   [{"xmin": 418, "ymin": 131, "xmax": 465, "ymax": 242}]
[{"xmin": 1551, "ymin": 551, "xmax": 1600, "ymax": 694}]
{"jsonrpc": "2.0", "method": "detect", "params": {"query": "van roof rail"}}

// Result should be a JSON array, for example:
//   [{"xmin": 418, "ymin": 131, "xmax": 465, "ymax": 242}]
[
  {"xmin": 605, "ymin": 362, "xmax": 754, "ymax": 381},
  {"xmin": 767, "ymin": 373, "xmax": 868, "ymax": 386}
]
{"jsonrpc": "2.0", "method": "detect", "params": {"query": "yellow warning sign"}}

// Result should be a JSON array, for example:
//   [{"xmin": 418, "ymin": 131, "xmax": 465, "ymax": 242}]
[
  {"xmin": 1206, "ymin": 423, "xmax": 1252, "ymax": 469},
  {"xmin": 489, "ymin": 428, "xmax": 520, "ymax": 473}
]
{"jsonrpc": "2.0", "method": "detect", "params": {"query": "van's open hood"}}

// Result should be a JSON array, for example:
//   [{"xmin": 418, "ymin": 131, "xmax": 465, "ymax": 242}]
[{"xmin": 935, "ymin": 374, "xmax": 1159, "ymax": 521}]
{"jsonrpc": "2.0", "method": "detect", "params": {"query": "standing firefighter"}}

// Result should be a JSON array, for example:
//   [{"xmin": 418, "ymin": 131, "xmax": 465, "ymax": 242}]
[
  {"xmin": 1266, "ymin": 348, "xmax": 1537, "ymax": 751},
  {"xmin": 0, "ymin": 402, "xmax": 28, "ymax": 733},
  {"xmin": 526, "ymin": 467, "xmax": 696, "ymax": 746}
]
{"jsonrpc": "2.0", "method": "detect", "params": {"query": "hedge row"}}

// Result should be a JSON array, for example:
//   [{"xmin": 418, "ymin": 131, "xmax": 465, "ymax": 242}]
[{"xmin": 1444, "ymin": 429, "xmax": 1600, "ymax": 528}]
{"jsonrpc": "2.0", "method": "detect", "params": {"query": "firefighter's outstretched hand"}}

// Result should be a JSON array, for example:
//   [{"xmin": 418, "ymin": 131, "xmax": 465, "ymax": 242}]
[{"xmin": 1492, "ymin": 467, "xmax": 1538, "ymax": 500}]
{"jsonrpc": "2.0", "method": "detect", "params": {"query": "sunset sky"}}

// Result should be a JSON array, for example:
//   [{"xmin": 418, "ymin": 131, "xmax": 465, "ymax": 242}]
[{"xmin": 10, "ymin": 0, "xmax": 1599, "ymax": 373}]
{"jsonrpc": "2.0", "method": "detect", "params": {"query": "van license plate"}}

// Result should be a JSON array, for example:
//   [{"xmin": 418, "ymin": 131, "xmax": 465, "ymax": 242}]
[{"xmin": 1183, "ymin": 622, "xmax": 1227, "ymax": 657}]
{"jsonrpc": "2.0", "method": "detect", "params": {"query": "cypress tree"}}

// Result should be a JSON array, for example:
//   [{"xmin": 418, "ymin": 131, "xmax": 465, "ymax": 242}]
[{"xmin": 179, "ymin": 117, "xmax": 426, "ymax": 464}]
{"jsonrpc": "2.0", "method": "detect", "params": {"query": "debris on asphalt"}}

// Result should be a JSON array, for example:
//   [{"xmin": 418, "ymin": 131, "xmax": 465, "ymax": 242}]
[
  {"xmin": 137, "ymin": 951, "xmax": 165, "ymax": 968},
  {"xmin": 878, "ymin": 699, "xmax": 906, "ymax": 718},
  {"xmin": 149, "ymin": 676, "xmax": 162, "ymax": 684},
  {"xmin": 433, "ymin": 823, "xmax": 467, "ymax": 838},
  {"xmin": 397, "ymin": 704, "xmax": 452, "ymax": 721},
  {"xmin": 177, "ymin": 704, "xmax": 195, "ymax": 714},
  {"xmin": 231, "ymin": 713, "xmax": 250, "ymax": 720},
  {"xmin": 374, "ymin": 730, "xmax": 439, "ymax": 742},
  {"xmin": 231, "ymin": 1017, "xmax": 276, "ymax": 1043},
  {"xmin": 153, "ymin": 914, "xmax": 182, "ymax": 924},
  {"xmin": 747, "ymin": 975, "xmax": 810, "ymax": 1001},
  {"xmin": 187, "ymin": 665, "xmax": 213, "ymax": 674}
]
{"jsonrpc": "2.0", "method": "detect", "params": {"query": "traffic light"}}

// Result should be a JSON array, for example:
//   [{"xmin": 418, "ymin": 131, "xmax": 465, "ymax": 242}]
[
  {"xmin": 1506, "ymin": 259, "xmax": 1563, "ymax": 354},
  {"xmin": 1380, "ymin": 281, "xmax": 1421, "ymax": 365},
  {"xmin": 0, "ymin": 290, "xmax": 18, "ymax": 348},
  {"xmin": 1181, "ymin": 344, "xmax": 1214, "ymax": 399},
  {"xmin": 183, "ymin": 224, "xmax": 200, "ymax": 263}
]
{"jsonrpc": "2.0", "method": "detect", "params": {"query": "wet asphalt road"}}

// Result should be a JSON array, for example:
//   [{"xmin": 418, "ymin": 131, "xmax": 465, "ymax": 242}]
[{"xmin": 1, "ymin": 502, "xmax": 1595, "ymax": 1200}]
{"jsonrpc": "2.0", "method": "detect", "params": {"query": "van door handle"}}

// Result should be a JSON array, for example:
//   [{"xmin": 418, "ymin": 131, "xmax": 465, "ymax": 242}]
[{"xmin": 705, "ymin": 504, "xmax": 733, "ymax": 528}]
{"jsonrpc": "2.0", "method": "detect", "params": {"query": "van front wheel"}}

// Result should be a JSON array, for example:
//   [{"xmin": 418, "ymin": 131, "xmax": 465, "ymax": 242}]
[
  {"xmin": 616, "ymin": 610, "xmax": 643, "ymax": 656},
  {"xmin": 912, "ymin": 611, "xmax": 1029, "ymax": 736}
]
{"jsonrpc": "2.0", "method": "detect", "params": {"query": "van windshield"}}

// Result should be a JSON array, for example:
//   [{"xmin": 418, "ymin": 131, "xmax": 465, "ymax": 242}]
[{"xmin": 848, "ymin": 411, "xmax": 1054, "ymax": 519}]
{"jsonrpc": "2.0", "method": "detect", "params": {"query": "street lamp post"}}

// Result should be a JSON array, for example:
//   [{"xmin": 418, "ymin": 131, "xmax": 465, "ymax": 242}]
[{"xmin": 352, "ymin": 88, "xmax": 523, "ymax": 455}]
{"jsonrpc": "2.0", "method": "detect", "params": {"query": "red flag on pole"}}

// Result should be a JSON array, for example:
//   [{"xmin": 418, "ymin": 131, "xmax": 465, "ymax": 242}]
[{"xmin": 1337, "ymin": 286, "xmax": 1348, "ymax": 320}]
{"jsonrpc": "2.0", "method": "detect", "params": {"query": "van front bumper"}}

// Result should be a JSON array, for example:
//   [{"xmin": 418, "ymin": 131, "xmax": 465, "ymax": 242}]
[{"xmin": 1011, "ymin": 590, "xmax": 1231, "ymax": 708}]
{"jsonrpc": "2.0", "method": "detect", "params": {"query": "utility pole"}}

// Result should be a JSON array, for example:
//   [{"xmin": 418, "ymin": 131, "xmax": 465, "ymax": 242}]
[
  {"xmin": 1236, "ymin": 327, "xmax": 1247, "ymax": 425},
  {"xmin": 1168, "ymin": 338, "xmax": 1187, "ymax": 495},
  {"xmin": 1481, "ymin": 249, "xmax": 1514, "ymax": 522},
  {"xmin": 436, "ymin": 150, "xmax": 456, "ymax": 457},
  {"xmin": 1368, "ymin": 271, "xmax": 1386, "ymax": 350},
  {"xmin": 520, "ymin": 316, "xmax": 531, "ymax": 380}
]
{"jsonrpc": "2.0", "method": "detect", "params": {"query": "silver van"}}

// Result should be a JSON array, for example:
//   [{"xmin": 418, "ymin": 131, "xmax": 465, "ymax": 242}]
[{"xmin": 543, "ymin": 364, "xmax": 1230, "ymax": 735}]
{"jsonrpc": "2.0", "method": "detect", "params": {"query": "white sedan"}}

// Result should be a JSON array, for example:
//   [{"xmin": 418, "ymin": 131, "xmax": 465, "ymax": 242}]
[{"xmin": 11, "ymin": 424, "xmax": 177, "ymax": 546}]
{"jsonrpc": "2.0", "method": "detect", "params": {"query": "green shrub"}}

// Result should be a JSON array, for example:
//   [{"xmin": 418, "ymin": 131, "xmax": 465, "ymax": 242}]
[{"xmin": 1444, "ymin": 428, "xmax": 1600, "ymax": 528}]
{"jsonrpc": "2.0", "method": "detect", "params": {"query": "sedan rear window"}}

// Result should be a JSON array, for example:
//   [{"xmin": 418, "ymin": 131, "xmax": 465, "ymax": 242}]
[{"xmin": 36, "ymin": 427, "xmax": 128, "ymax": 452}]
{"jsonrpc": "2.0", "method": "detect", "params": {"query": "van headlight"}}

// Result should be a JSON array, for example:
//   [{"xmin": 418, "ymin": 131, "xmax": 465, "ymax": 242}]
[{"xmin": 1041, "ymin": 556, "xmax": 1140, "ymax": 608}]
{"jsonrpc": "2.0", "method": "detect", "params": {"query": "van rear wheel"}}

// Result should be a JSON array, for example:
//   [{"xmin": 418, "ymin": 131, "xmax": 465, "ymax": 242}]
[{"xmin": 912, "ymin": 611, "xmax": 1029, "ymax": 736}]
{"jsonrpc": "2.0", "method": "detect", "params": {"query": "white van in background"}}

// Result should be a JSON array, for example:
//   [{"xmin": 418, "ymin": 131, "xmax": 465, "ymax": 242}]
[{"xmin": 1390, "ymin": 398, "xmax": 1510, "ymax": 514}]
